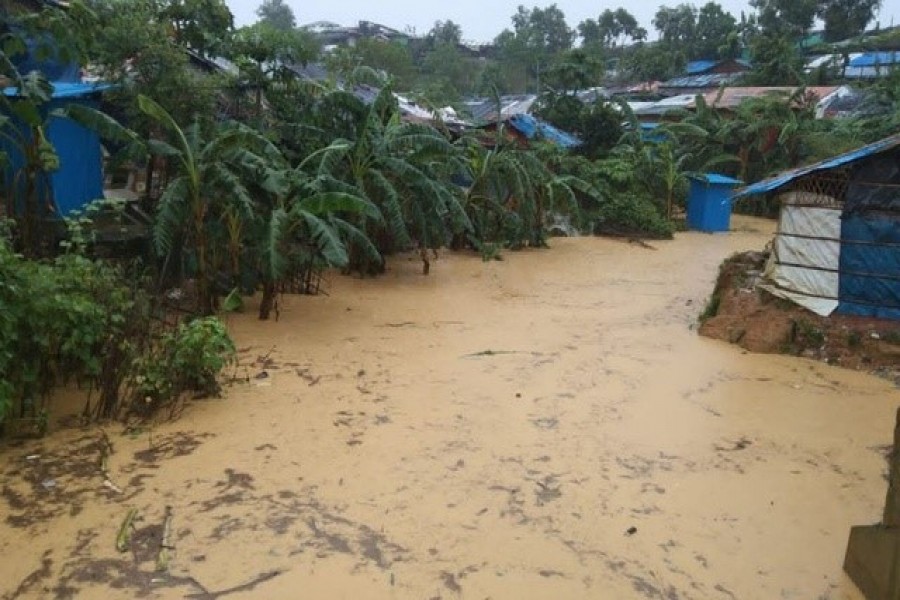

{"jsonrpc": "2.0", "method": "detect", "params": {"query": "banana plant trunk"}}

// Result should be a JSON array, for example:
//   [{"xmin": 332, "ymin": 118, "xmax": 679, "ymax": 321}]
[{"xmin": 259, "ymin": 280, "xmax": 276, "ymax": 320}]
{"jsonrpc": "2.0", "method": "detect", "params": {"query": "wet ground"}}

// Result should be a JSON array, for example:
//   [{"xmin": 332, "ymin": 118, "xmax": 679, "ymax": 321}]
[{"xmin": 1, "ymin": 216, "xmax": 898, "ymax": 599}]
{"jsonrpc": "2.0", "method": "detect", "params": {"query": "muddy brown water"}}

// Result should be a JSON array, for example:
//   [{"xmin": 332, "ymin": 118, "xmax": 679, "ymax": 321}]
[{"xmin": 2, "ymin": 216, "xmax": 898, "ymax": 599}]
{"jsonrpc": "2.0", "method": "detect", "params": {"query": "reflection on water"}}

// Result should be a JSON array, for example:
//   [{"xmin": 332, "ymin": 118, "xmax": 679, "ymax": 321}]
[{"xmin": 0, "ymin": 217, "xmax": 896, "ymax": 599}]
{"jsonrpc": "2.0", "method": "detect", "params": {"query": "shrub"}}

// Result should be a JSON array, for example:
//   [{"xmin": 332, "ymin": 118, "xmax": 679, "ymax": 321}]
[
  {"xmin": 131, "ymin": 317, "xmax": 235, "ymax": 414},
  {"xmin": 0, "ymin": 239, "xmax": 135, "ymax": 431},
  {"xmin": 592, "ymin": 193, "xmax": 674, "ymax": 239}
]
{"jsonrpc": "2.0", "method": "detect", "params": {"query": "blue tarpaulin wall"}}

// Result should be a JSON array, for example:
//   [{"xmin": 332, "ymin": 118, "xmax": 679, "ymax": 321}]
[
  {"xmin": 2, "ymin": 85, "xmax": 107, "ymax": 218},
  {"xmin": 837, "ymin": 213, "xmax": 900, "ymax": 320}
]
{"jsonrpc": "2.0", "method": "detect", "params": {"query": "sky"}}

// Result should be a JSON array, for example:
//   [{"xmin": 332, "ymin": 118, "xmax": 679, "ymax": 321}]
[{"xmin": 226, "ymin": 0, "xmax": 900, "ymax": 44}]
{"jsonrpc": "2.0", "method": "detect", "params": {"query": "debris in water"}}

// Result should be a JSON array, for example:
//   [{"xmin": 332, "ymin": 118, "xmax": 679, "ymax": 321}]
[
  {"xmin": 41, "ymin": 479, "xmax": 56, "ymax": 490},
  {"xmin": 116, "ymin": 508, "xmax": 139, "ymax": 552},
  {"xmin": 625, "ymin": 526, "xmax": 638, "ymax": 536},
  {"xmin": 103, "ymin": 479, "xmax": 123, "ymax": 494}
]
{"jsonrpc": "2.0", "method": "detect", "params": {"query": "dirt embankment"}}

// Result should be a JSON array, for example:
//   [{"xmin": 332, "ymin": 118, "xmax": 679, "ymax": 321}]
[{"xmin": 699, "ymin": 251, "xmax": 900, "ymax": 379}]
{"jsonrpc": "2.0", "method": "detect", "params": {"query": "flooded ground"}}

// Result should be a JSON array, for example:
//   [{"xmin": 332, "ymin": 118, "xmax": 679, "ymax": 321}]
[{"xmin": 2, "ymin": 216, "xmax": 899, "ymax": 599}]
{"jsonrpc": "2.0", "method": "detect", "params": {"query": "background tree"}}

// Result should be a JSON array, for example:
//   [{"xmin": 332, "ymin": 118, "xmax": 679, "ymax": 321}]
[
  {"xmin": 620, "ymin": 42, "xmax": 686, "ymax": 82},
  {"xmin": 695, "ymin": 2, "xmax": 738, "ymax": 58},
  {"xmin": 255, "ymin": 0, "xmax": 296, "ymax": 31},
  {"xmin": 653, "ymin": 4, "xmax": 698, "ymax": 52},
  {"xmin": 495, "ymin": 4, "xmax": 573, "ymax": 93},
  {"xmin": 157, "ymin": 0, "xmax": 234, "ymax": 56},
  {"xmin": 227, "ymin": 22, "xmax": 318, "ymax": 117},
  {"xmin": 345, "ymin": 39, "xmax": 417, "ymax": 90},
  {"xmin": 579, "ymin": 8, "xmax": 646, "ymax": 50},
  {"xmin": 423, "ymin": 20, "xmax": 463, "ymax": 49},
  {"xmin": 818, "ymin": 0, "xmax": 882, "ymax": 43},
  {"xmin": 749, "ymin": 0, "xmax": 817, "ymax": 38},
  {"xmin": 745, "ymin": 32, "xmax": 804, "ymax": 85}
]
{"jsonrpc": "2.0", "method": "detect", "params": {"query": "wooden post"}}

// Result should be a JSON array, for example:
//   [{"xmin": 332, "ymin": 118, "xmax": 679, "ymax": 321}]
[{"xmin": 844, "ymin": 407, "xmax": 900, "ymax": 600}]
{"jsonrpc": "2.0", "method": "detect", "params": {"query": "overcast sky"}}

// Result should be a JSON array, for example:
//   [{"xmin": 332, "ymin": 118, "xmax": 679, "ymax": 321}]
[{"xmin": 226, "ymin": 0, "xmax": 900, "ymax": 43}]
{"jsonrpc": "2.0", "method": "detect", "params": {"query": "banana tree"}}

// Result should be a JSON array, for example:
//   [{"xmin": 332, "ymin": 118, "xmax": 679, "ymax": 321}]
[
  {"xmin": 138, "ymin": 94, "xmax": 282, "ymax": 315},
  {"xmin": 310, "ymin": 85, "xmax": 470, "ymax": 274},
  {"xmin": 256, "ymin": 172, "xmax": 381, "ymax": 319}
]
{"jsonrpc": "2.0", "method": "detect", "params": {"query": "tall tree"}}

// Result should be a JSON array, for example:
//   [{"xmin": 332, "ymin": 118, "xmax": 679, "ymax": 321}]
[
  {"xmin": 495, "ymin": 4, "xmax": 573, "ymax": 93},
  {"xmin": 255, "ymin": 0, "xmax": 296, "ymax": 31},
  {"xmin": 653, "ymin": 4, "xmax": 698, "ymax": 50},
  {"xmin": 818, "ymin": 0, "xmax": 882, "ymax": 42},
  {"xmin": 157, "ymin": 0, "xmax": 234, "ymax": 55},
  {"xmin": 425, "ymin": 20, "xmax": 463, "ymax": 48},
  {"xmin": 580, "ymin": 8, "xmax": 646, "ymax": 49},
  {"xmin": 745, "ymin": 32, "xmax": 804, "ymax": 85},
  {"xmin": 510, "ymin": 4, "xmax": 573, "ymax": 54},
  {"xmin": 749, "ymin": 0, "xmax": 817, "ymax": 38},
  {"xmin": 346, "ymin": 39, "xmax": 417, "ymax": 89},
  {"xmin": 695, "ymin": 2, "xmax": 737, "ymax": 59}
]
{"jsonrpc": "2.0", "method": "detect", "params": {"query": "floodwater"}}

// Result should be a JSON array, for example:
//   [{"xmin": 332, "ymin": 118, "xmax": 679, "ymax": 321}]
[{"xmin": 2, "ymin": 216, "xmax": 898, "ymax": 599}]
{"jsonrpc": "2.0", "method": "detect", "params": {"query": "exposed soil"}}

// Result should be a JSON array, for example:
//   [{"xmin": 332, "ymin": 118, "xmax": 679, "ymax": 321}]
[
  {"xmin": 699, "ymin": 250, "xmax": 900, "ymax": 381},
  {"xmin": 1, "ymin": 216, "xmax": 898, "ymax": 599}
]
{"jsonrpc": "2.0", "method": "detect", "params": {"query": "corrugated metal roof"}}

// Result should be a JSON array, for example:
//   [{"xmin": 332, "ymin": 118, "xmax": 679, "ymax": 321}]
[
  {"xmin": 660, "ymin": 72, "xmax": 741, "ymax": 89},
  {"xmin": 507, "ymin": 114, "xmax": 581, "ymax": 148},
  {"xmin": 703, "ymin": 86, "xmax": 838, "ymax": 110},
  {"xmin": 2, "ymin": 81, "xmax": 115, "ymax": 98},
  {"xmin": 734, "ymin": 133, "xmax": 900, "ymax": 198}
]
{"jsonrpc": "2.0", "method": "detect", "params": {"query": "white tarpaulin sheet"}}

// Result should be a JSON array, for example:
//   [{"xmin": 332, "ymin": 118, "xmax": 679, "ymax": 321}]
[{"xmin": 764, "ymin": 201, "xmax": 841, "ymax": 316}]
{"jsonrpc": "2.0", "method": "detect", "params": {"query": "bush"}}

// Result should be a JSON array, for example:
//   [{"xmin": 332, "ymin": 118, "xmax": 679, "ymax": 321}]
[
  {"xmin": 0, "ymin": 239, "xmax": 135, "ymax": 431},
  {"xmin": 132, "ymin": 317, "xmax": 235, "ymax": 414},
  {"xmin": 0, "ymin": 231, "xmax": 236, "ymax": 433},
  {"xmin": 592, "ymin": 193, "xmax": 674, "ymax": 239}
]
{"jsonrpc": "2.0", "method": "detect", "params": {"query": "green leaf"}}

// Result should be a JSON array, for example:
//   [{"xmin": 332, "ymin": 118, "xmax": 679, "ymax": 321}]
[
  {"xmin": 297, "ymin": 192, "xmax": 381, "ymax": 220},
  {"xmin": 298, "ymin": 212, "xmax": 349, "ymax": 267}
]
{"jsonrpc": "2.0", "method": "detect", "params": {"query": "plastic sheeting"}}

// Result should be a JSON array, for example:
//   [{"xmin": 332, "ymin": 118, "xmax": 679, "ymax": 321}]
[
  {"xmin": 837, "ymin": 213, "xmax": 900, "ymax": 320},
  {"xmin": 765, "ymin": 201, "xmax": 841, "ymax": 316},
  {"xmin": 0, "ymin": 95, "xmax": 105, "ymax": 218},
  {"xmin": 46, "ymin": 110, "xmax": 104, "ymax": 216}
]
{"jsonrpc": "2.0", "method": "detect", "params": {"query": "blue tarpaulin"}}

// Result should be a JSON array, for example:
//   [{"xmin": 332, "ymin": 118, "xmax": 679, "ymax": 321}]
[
  {"xmin": 837, "ymin": 213, "xmax": 900, "ymax": 320},
  {"xmin": 686, "ymin": 60, "xmax": 717, "ymax": 75},
  {"xmin": 507, "ymin": 114, "xmax": 581, "ymax": 149},
  {"xmin": 1, "ymin": 82, "xmax": 111, "ymax": 218},
  {"xmin": 848, "ymin": 52, "xmax": 900, "ymax": 67}
]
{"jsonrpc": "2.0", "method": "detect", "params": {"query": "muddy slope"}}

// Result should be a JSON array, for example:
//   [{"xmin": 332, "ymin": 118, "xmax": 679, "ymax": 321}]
[
  {"xmin": 700, "ymin": 250, "xmax": 900, "ymax": 377},
  {"xmin": 1, "ymin": 216, "xmax": 898, "ymax": 600}
]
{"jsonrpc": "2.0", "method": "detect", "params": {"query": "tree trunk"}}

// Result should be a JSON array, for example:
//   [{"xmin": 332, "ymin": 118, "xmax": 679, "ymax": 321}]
[
  {"xmin": 259, "ymin": 280, "xmax": 276, "ymax": 320},
  {"xmin": 419, "ymin": 247, "xmax": 430, "ymax": 275}
]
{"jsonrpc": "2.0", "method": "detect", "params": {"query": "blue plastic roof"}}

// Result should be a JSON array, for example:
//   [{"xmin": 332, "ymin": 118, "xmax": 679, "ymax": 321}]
[
  {"xmin": 507, "ymin": 113, "xmax": 581, "ymax": 149},
  {"xmin": 691, "ymin": 173, "xmax": 743, "ymax": 185},
  {"xmin": 849, "ymin": 52, "xmax": 900, "ymax": 67},
  {"xmin": 734, "ymin": 133, "xmax": 900, "ymax": 198},
  {"xmin": 686, "ymin": 60, "xmax": 717, "ymax": 75},
  {"xmin": 2, "ymin": 81, "xmax": 115, "ymax": 99}
]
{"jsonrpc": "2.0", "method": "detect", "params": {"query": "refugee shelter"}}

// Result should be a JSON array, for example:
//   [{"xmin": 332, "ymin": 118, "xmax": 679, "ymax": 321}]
[
  {"xmin": 1, "ymin": 81, "xmax": 114, "ymax": 217},
  {"xmin": 734, "ymin": 134, "xmax": 900, "ymax": 320}
]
